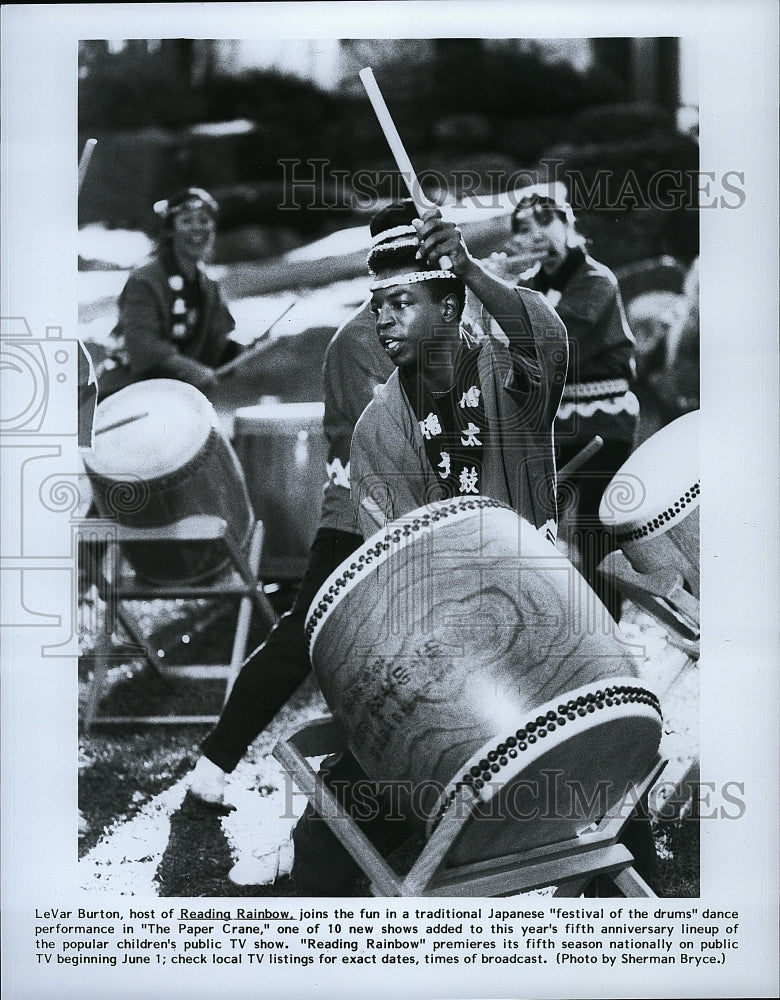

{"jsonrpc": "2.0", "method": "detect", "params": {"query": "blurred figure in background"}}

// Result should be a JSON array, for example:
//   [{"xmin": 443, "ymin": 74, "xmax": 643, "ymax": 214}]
[
  {"xmin": 97, "ymin": 187, "xmax": 241, "ymax": 398},
  {"xmin": 650, "ymin": 256, "xmax": 700, "ymax": 423},
  {"xmin": 499, "ymin": 189, "xmax": 639, "ymax": 623}
]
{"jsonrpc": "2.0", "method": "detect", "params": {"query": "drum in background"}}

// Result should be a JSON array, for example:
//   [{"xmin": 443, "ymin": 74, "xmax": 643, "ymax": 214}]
[
  {"xmin": 233, "ymin": 401, "xmax": 327, "ymax": 580},
  {"xmin": 599, "ymin": 410, "xmax": 699, "ymax": 597},
  {"xmin": 306, "ymin": 496, "xmax": 662, "ymax": 865},
  {"xmin": 83, "ymin": 379, "xmax": 254, "ymax": 585}
]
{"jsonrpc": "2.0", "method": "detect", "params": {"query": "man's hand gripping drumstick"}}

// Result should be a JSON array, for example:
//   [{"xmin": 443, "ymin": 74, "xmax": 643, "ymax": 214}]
[{"xmin": 413, "ymin": 208, "xmax": 535, "ymax": 341}]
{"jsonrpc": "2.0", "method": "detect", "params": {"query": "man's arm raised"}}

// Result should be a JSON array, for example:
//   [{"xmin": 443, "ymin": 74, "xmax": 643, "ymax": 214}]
[{"xmin": 413, "ymin": 208, "xmax": 559, "ymax": 340}]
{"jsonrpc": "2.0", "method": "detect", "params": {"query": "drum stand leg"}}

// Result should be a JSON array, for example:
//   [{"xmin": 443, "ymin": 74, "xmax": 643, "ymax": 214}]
[
  {"xmin": 274, "ymin": 719, "xmax": 666, "ymax": 898},
  {"xmin": 596, "ymin": 551, "xmax": 701, "ymax": 824},
  {"xmin": 223, "ymin": 518, "xmax": 267, "ymax": 702},
  {"xmin": 81, "ymin": 517, "xmax": 276, "ymax": 730},
  {"xmin": 274, "ymin": 718, "xmax": 403, "ymax": 897},
  {"xmin": 82, "ymin": 635, "xmax": 112, "ymax": 733},
  {"xmin": 597, "ymin": 551, "xmax": 700, "ymax": 658}
]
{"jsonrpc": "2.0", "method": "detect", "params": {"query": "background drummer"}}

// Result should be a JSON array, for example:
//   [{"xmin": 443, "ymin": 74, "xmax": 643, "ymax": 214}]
[
  {"xmin": 496, "ymin": 189, "xmax": 640, "ymax": 623},
  {"xmin": 97, "ymin": 187, "xmax": 241, "ymax": 398}
]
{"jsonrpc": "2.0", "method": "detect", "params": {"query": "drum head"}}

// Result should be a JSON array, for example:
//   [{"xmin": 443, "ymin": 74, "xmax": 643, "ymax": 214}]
[
  {"xmin": 308, "ymin": 497, "xmax": 662, "ymax": 862},
  {"xmin": 234, "ymin": 400, "xmax": 325, "ymax": 434},
  {"xmin": 86, "ymin": 379, "xmax": 215, "ymax": 480},
  {"xmin": 599, "ymin": 409, "xmax": 699, "ymax": 535},
  {"xmin": 430, "ymin": 682, "xmax": 662, "ymax": 865}
]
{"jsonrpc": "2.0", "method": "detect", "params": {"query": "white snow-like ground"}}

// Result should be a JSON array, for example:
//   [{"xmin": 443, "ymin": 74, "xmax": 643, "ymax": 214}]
[{"xmin": 79, "ymin": 675, "xmax": 328, "ymax": 896}]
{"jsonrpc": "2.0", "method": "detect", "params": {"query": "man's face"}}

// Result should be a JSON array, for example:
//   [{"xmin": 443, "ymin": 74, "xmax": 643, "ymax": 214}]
[
  {"xmin": 369, "ymin": 277, "xmax": 451, "ymax": 371},
  {"xmin": 510, "ymin": 206, "xmax": 568, "ymax": 274}
]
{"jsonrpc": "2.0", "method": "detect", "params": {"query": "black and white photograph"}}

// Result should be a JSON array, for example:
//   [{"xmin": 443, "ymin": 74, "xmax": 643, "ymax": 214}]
[{"xmin": 1, "ymin": 3, "xmax": 777, "ymax": 999}]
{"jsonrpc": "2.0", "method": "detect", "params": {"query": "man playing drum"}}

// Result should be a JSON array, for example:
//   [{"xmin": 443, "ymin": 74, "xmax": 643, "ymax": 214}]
[
  {"xmin": 193, "ymin": 202, "xmax": 658, "ymax": 893},
  {"xmin": 350, "ymin": 204, "xmax": 567, "ymax": 540},
  {"xmin": 292, "ymin": 204, "xmax": 659, "ymax": 895},
  {"xmin": 190, "ymin": 198, "xmax": 566, "ymax": 885},
  {"xmin": 287, "ymin": 202, "xmax": 572, "ymax": 893}
]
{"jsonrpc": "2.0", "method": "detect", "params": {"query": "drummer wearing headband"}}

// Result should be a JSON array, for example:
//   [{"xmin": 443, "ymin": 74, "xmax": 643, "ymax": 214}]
[
  {"xmin": 507, "ymin": 189, "xmax": 639, "ymax": 621},
  {"xmin": 284, "ymin": 202, "xmax": 570, "ymax": 894},
  {"xmin": 293, "ymin": 206, "xmax": 657, "ymax": 896},
  {"xmin": 190, "ymin": 202, "xmax": 567, "ymax": 893},
  {"xmin": 98, "ymin": 187, "xmax": 240, "ymax": 397},
  {"xmin": 350, "ymin": 202, "xmax": 568, "ymax": 542},
  {"xmin": 206, "ymin": 203, "xmax": 652, "ymax": 895}
]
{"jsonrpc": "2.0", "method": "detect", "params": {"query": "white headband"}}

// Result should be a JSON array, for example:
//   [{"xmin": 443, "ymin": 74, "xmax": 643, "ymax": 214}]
[
  {"xmin": 369, "ymin": 237, "xmax": 420, "ymax": 258},
  {"xmin": 153, "ymin": 195, "xmax": 217, "ymax": 220},
  {"xmin": 370, "ymin": 223, "xmax": 418, "ymax": 246},
  {"xmin": 370, "ymin": 269, "xmax": 456, "ymax": 291}
]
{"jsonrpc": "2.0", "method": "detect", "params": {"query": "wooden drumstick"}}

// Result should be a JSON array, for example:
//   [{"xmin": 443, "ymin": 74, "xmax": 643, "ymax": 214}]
[
  {"xmin": 78, "ymin": 138, "xmax": 98, "ymax": 196},
  {"xmin": 557, "ymin": 436, "xmax": 604, "ymax": 483},
  {"xmin": 359, "ymin": 67, "xmax": 453, "ymax": 270},
  {"xmin": 95, "ymin": 411, "xmax": 148, "ymax": 436},
  {"xmin": 213, "ymin": 299, "xmax": 296, "ymax": 379}
]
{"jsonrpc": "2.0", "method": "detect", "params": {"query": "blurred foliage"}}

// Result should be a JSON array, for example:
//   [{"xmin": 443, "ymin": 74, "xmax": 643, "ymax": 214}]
[
  {"xmin": 429, "ymin": 40, "xmax": 624, "ymax": 116},
  {"xmin": 78, "ymin": 39, "xmax": 698, "ymax": 265},
  {"xmin": 79, "ymin": 40, "xmax": 206, "ymax": 129},
  {"xmin": 79, "ymin": 39, "xmax": 625, "ymax": 136},
  {"xmin": 79, "ymin": 43, "xmax": 339, "ymax": 167}
]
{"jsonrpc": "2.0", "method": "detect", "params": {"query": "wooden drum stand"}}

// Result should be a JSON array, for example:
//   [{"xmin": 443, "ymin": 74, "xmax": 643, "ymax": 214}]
[{"xmin": 274, "ymin": 716, "xmax": 665, "ymax": 898}]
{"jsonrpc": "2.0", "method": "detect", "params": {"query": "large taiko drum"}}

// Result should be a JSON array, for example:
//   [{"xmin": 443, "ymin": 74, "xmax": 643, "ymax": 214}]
[
  {"xmin": 232, "ymin": 401, "xmax": 328, "ymax": 580},
  {"xmin": 306, "ymin": 496, "xmax": 662, "ymax": 865},
  {"xmin": 599, "ymin": 410, "xmax": 699, "ymax": 597},
  {"xmin": 83, "ymin": 379, "xmax": 254, "ymax": 585}
]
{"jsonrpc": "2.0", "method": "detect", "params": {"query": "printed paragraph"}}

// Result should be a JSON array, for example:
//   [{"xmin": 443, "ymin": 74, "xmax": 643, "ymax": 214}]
[{"xmin": 32, "ymin": 904, "xmax": 742, "ymax": 970}]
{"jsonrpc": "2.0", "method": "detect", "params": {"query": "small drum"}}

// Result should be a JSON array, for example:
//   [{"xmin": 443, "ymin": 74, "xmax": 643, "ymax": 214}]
[
  {"xmin": 306, "ymin": 496, "xmax": 662, "ymax": 865},
  {"xmin": 599, "ymin": 410, "xmax": 699, "ymax": 597},
  {"xmin": 233, "ymin": 401, "xmax": 328, "ymax": 580},
  {"xmin": 83, "ymin": 379, "xmax": 254, "ymax": 585}
]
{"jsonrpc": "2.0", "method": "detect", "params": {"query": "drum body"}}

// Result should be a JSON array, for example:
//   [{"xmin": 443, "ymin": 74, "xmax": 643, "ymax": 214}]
[
  {"xmin": 599, "ymin": 410, "xmax": 699, "ymax": 597},
  {"xmin": 306, "ymin": 496, "xmax": 662, "ymax": 865},
  {"xmin": 83, "ymin": 379, "xmax": 254, "ymax": 585},
  {"xmin": 233, "ymin": 402, "xmax": 327, "ymax": 580}
]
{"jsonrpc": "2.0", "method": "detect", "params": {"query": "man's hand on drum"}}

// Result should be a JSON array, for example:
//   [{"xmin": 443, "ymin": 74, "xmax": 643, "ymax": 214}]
[{"xmin": 413, "ymin": 208, "xmax": 474, "ymax": 277}]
